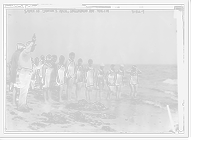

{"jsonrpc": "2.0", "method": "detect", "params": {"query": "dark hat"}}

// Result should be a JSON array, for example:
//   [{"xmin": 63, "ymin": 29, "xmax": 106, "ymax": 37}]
[
  {"xmin": 26, "ymin": 41, "xmax": 31, "ymax": 46},
  {"xmin": 110, "ymin": 64, "xmax": 115, "ymax": 68},
  {"xmin": 17, "ymin": 43, "xmax": 26, "ymax": 49}
]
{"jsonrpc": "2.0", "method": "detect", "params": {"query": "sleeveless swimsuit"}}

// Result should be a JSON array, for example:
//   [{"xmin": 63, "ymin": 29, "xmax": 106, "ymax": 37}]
[
  {"xmin": 57, "ymin": 63, "xmax": 66, "ymax": 85},
  {"xmin": 130, "ymin": 71, "xmax": 138, "ymax": 85},
  {"xmin": 115, "ymin": 71, "xmax": 124, "ymax": 86},
  {"xmin": 43, "ymin": 62, "xmax": 53, "ymax": 88},
  {"xmin": 66, "ymin": 59, "xmax": 75, "ymax": 78},
  {"xmin": 75, "ymin": 66, "xmax": 84, "ymax": 83},
  {"xmin": 97, "ymin": 70, "xmax": 104, "ymax": 89},
  {"xmin": 50, "ymin": 62, "xmax": 57, "ymax": 82},
  {"xmin": 108, "ymin": 70, "xmax": 115, "ymax": 86},
  {"xmin": 85, "ymin": 68, "xmax": 94, "ymax": 87}
]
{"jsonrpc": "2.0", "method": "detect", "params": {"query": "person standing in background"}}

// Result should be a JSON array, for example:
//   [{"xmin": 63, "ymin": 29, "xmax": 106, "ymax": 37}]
[
  {"xmin": 38, "ymin": 55, "xmax": 45, "ymax": 89},
  {"xmin": 42, "ymin": 55, "xmax": 54, "ymax": 103},
  {"xmin": 85, "ymin": 59, "xmax": 96, "ymax": 102},
  {"xmin": 50, "ymin": 55, "xmax": 58, "ymax": 94},
  {"xmin": 74, "ymin": 58, "xmax": 85, "ymax": 102},
  {"xmin": 65, "ymin": 52, "xmax": 76, "ymax": 101},
  {"xmin": 127, "ymin": 65, "xmax": 142, "ymax": 98},
  {"xmin": 30, "ymin": 57, "xmax": 39, "ymax": 90},
  {"xmin": 95, "ymin": 63, "xmax": 106, "ymax": 101},
  {"xmin": 10, "ymin": 43, "xmax": 26, "ymax": 105},
  {"xmin": 106, "ymin": 64, "xmax": 117, "ymax": 100},
  {"xmin": 14, "ymin": 34, "xmax": 36, "ymax": 112},
  {"xmin": 116, "ymin": 64, "xmax": 125, "ymax": 99},
  {"xmin": 56, "ymin": 55, "xmax": 66, "ymax": 102}
]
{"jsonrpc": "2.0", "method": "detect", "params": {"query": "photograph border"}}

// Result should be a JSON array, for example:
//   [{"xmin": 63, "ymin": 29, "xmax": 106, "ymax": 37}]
[{"xmin": 3, "ymin": 3, "xmax": 190, "ymax": 136}]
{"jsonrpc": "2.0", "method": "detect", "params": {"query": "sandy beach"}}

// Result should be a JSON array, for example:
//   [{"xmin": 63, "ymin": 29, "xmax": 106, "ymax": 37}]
[{"xmin": 5, "ymin": 84, "xmax": 178, "ymax": 133}]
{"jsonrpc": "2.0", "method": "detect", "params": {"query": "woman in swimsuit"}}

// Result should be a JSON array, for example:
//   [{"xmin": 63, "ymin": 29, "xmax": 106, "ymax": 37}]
[
  {"xmin": 42, "ymin": 55, "xmax": 53, "ymax": 103},
  {"xmin": 85, "ymin": 59, "xmax": 94, "ymax": 101},
  {"xmin": 75, "ymin": 58, "xmax": 84, "ymax": 101},
  {"xmin": 126, "ymin": 65, "xmax": 142, "ymax": 99},
  {"xmin": 65, "ymin": 52, "xmax": 76, "ymax": 101},
  {"xmin": 115, "ymin": 65, "xmax": 124, "ymax": 99},
  {"xmin": 106, "ymin": 64, "xmax": 116, "ymax": 99},
  {"xmin": 96, "ymin": 64, "xmax": 104, "ymax": 100},
  {"xmin": 56, "ymin": 55, "xmax": 65, "ymax": 102}
]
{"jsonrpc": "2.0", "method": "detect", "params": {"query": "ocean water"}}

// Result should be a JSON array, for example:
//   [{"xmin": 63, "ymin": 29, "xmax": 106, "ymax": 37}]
[{"xmin": 6, "ymin": 63, "xmax": 178, "ymax": 111}]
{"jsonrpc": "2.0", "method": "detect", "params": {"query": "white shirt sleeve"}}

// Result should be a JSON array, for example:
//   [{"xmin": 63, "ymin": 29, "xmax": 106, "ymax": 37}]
[{"xmin": 21, "ymin": 42, "xmax": 33, "ymax": 56}]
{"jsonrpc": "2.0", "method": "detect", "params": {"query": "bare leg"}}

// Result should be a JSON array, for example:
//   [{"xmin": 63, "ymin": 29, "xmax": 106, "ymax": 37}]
[
  {"xmin": 86, "ymin": 89, "xmax": 90, "ymax": 103},
  {"xmin": 130, "ymin": 84, "xmax": 134, "ymax": 99},
  {"xmin": 116, "ymin": 86, "xmax": 119, "ymax": 99},
  {"xmin": 106, "ymin": 89, "xmax": 111, "ymax": 100},
  {"xmin": 75, "ymin": 84, "xmax": 78, "ymax": 101},
  {"xmin": 67, "ymin": 78, "xmax": 74, "ymax": 101},
  {"xmin": 13, "ymin": 87, "xmax": 17, "ymax": 105},
  {"xmin": 43, "ymin": 89, "xmax": 48, "ymax": 103},
  {"xmin": 75, "ymin": 84, "xmax": 81, "ymax": 102},
  {"xmin": 47, "ymin": 88, "xmax": 52, "ymax": 101},
  {"xmin": 99, "ymin": 90, "xmax": 101, "ymax": 102},
  {"xmin": 118, "ymin": 85, "xmax": 122, "ymax": 99},
  {"xmin": 95, "ymin": 89, "xmax": 98, "ymax": 100},
  {"xmin": 133, "ymin": 84, "xmax": 138, "ymax": 98},
  {"xmin": 59, "ymin": 85, "xmax": 64, "ymax": 102}
]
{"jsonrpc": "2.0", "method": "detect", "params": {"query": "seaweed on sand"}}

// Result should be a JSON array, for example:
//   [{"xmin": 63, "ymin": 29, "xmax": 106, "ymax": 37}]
[
  {"xmin": 98, "ymin": 113, "xmax": 116, "ymax": 119},
  {"xmin": 65, "ymin": 99, "xmax": 108, "ymax": 111},
  {"xmin": 69, "ymin": 111, "xmax": 90, "ymax": 123}
]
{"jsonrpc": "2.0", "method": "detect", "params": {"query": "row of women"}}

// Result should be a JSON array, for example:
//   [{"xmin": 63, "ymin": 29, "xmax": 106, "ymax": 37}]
[{"xmin": 38, "ymin": 52, "xmax": 141, "ymax": 102}]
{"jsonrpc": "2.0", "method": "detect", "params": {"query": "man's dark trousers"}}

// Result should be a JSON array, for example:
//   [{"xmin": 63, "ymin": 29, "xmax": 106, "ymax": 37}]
[{"xmin": 18, "ymin": 68, "xmax": 32, "ymax": 110}]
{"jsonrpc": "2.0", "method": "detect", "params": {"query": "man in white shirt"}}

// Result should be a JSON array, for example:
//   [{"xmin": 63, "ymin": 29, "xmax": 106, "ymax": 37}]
[
  {"xmin": 10, "ymin": 43, "xmax": 26, "ymax": 106},
  {"xmin": 18, "ymin": 35, "xmax": 36, "ymax": 112}
]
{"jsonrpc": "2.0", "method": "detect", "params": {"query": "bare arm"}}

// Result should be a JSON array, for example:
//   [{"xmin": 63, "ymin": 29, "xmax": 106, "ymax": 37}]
[
  {"xmin": 84, "ymin": 67, "xmax": 88, "ymax": 82},
  {"xmin": 125, "ymin": 69, "xmax": 131, "ymax": 73},
  {"xmin": 21, "ymin": 34, "xmax": 36, "ymax": 55},
  {"xmin": 94, "ymin": 70, "xmax": 99, "ymax": 85},
  {"xmin": 65, "ymin": 60, "xmax": 71, "ymax": 78},
  {"xmin": 42, "ymin": 65, "xmax": 47, "ymax": 85},
  {"xmin": 74, "ymin": 66, "xmax": 78, "ymax": 79},
  {"xmin": 82, "ymin": 68, "xmax": 86, "ymax": 82},
  {"xmin": 137, "ymin": 69, "xmax": 142, "ymax": 75},
  {"xmin": 56, "ymin": 64, "xmax": 60, "ymax": 83}
]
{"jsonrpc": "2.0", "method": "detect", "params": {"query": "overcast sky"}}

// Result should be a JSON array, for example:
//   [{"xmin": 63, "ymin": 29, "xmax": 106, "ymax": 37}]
[{"xmin": 6, "ymin": 9, "xmax": 177, "ymax": 65}]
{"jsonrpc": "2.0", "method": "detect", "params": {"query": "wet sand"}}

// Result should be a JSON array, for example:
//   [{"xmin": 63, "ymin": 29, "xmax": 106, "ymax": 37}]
[{"xmin": 5, "ymin": 87, "xmax": 178, "ymax": 133}]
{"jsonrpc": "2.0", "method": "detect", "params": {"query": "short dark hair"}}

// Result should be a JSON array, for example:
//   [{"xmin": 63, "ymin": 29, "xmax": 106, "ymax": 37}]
[
  {"xmin": 78, "ymin": 58, "xmax": 83, "ymax": 63},
  {"xmin": 35, "ymin": 57, "xmax": 39, "ymax": 61},
  {"xmin": 52, "ymin": 55, "xmax": 57, "ymax": 58},
  {"xmin": 110, "ymin": 64, "xmax": 115, "ymax": 68},
  {"xmin": 69, "ymin": 52, "xmax": 75, "ymax": 57},
  {"xmin": 88, "ymin": 59, "xmax": 93, "ymax": 64},
  {"xmin": 46, "ymin": 55, "xmax": 52, "ymax": 60},
  {"xmin": 59, "ymin": 55, "xmax": 65, "ymax": 59}
]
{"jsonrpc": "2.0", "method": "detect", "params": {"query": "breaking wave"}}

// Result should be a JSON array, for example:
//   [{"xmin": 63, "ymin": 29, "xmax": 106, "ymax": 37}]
[{"xmin": 163, "ymin": 79, "xmax": 177, "ymax": 85}]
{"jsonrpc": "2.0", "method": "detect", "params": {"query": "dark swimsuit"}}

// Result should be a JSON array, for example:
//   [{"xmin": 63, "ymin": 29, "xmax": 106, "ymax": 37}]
[
  {"xmin": 115, "ymin": 71, "xmax": 124, "ymax": 86},
  {"xmin": 56, "ymin": 64, "xmax": 66, "ymax": 85},
  {"xmin": 97, "ymin": 70, "xmax": 104, "ymax": 89},
  {"xmin": 66, "ymin": 59, "xmax": 75, "ymax": 78},
  {"xmin": 108, "ymin": 71, "xmax": 115, "ymax": 86},
  {"xmin": 130, "ymin": 71, "xmax": 138, "ymax": 85},
  {"xmin": 85, "ymin": 68, "xmax": 94, "ymax": 87},
  {"xmin": 43, "ymin": 62, "xmax": 53, "ymax": 88},
  {"xmin": 75, "ymin": 66, "xmax": 84, "ymax": 83}
]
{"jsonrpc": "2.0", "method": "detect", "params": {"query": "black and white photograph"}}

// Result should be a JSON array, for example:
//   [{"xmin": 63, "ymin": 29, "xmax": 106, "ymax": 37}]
[{"xmin": 1, "ymin": 1, "xmax": 190, "ymax": 138}]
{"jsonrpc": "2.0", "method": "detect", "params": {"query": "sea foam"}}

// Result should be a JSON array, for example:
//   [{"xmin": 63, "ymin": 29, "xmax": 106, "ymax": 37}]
[{"xmin": 163, "ymin": 79, "xmax": 177, "ymax": 85}]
